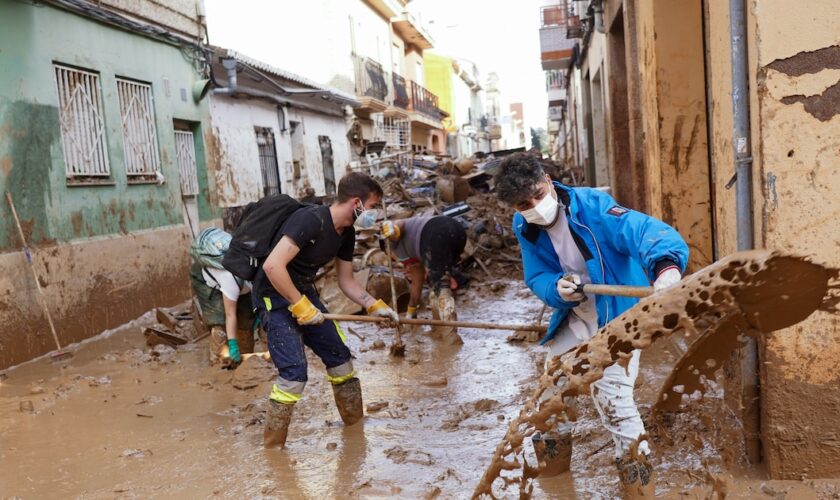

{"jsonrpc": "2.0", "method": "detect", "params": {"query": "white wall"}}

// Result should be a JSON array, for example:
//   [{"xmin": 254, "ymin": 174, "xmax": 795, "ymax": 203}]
[{"xmin": 209, "ymin": 95, "xmax": 352, "ymax": 205}]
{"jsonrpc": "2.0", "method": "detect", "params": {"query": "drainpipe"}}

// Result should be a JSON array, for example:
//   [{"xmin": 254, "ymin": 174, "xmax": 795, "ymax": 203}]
[
  {"xmin": 592, "ymin": 0, "xmax": 606, "ymax": 34},
  {"xmin": 729, "ymin": 0, "xmax": 760, "ymax": 465}
]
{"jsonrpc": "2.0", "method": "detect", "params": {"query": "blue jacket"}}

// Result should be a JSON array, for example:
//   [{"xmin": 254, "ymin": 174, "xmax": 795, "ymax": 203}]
[{"xmin": 514, "ymin": 183, "xmax": 689, "ymax": 344}]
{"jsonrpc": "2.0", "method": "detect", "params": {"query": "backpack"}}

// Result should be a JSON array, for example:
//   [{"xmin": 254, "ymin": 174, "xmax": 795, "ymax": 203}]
[
  {"xmin": 189, "ymin": 227, "xmax": 231, "ymax": 270},
  {"xmin": 222, "ymin": 194, "xmax": 304, "ymax": 281}
]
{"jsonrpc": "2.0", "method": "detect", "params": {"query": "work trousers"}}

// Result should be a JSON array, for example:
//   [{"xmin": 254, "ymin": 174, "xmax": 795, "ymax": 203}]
[
  {"xmin": 258, "ymin": 293, "xmax": 354, "ymax": 404},
  {"xmin": 418, "ymin": 216, "xmax": 467, "ymax": 292},
  {"xmin": 545, "ymin": 335, "xmax": 650, "ymax": 458}
]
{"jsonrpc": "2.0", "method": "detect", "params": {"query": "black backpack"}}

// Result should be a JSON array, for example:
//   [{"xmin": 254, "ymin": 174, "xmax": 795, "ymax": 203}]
[{"xmin": 222, "ymin": 194, "xmax": 304, "ymax": 281}]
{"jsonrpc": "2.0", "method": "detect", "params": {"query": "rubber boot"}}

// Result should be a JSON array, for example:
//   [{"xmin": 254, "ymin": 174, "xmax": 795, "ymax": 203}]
[
  {"xmin": 332, "ymin": 377, "xmax": 364, "ymax": 425},
  {"xmin": 208, "ymin": 326, "xmax": 227, "ymax": 365},
  {"xmin": 532, "ymin": 427, "xmax": 572, "ymax": 477},
  {"xmin": 432, "ymin": 287, "xmax": 463, "ymax": 345},
  {"xmin": 263, "ymin": 399, "xmax": 295, "ymax": 449},
  {"xmin": 616, "ymin": 453, "xmax": 655, "ymax": 499}
]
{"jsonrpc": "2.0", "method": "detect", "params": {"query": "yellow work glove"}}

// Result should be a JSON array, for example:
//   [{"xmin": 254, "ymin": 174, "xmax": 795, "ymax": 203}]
[
  {"xmin": 367, "ymin": 298, "xmax": 400, "ymax": 325},
  {"xmin": 381, "ymin": 220, "xmax": 401, "ymax": 241},
  {"xmin": 405, "ymin": 305, "xmax": 418, "ymax": 319},
  {"xmin": 289, "ymin": 295, "xmax": 325, "ymax": 325}
]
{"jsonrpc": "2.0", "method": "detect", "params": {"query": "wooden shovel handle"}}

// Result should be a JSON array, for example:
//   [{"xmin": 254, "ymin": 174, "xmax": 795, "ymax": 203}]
[
  {"xmin": 323, "ymin": 313, "xmax": 547, "ymax": 333},
  {"xmin": 578, "ymin": 283, "xmax": 654, "ymax": 298}
]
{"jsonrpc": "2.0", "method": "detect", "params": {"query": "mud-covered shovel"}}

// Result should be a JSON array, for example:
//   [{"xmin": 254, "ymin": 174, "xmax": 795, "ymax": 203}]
[{"xmin": 380, "ymin": 197, "xmax": 406, "ymax": 357}]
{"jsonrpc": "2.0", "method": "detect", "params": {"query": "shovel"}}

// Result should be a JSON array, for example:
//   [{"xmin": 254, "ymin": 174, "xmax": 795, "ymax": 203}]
[{"xmin": 577, "ymin": 283, "xmax": 654, "ymax": 298}]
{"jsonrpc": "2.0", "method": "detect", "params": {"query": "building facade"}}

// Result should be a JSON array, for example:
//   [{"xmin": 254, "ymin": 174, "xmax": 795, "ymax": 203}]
[
  {"xmin": 547, "ymin": 0, "xmax": 840, "ymax": 480},
  {"xmin": 207, "ymin": 48, "xmax": 358, "ymax": 214},
  {"xmin": 0, "ymin": 0, "xmax": 216, "ymax": 369}
]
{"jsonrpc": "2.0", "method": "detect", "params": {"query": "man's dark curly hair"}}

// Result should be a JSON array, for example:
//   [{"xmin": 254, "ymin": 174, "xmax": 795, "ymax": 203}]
[{"xmin": 493, "ymin": 152, "xmax": 547, "ymax": 205}]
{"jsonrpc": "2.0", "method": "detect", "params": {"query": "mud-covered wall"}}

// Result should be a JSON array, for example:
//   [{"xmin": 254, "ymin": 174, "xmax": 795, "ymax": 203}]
[
  {"xmin": 0, "ymin": 226, "xmax": 192, "ymax": 369},
  {"xmin": 751, "ymin": 0, "xmax": 840, "ymax": 479},
  {"xmin": 633, "ymin": 0, "xmax": 713, "ymax": 273},
  {"xmin": 0, "ymin": 3, "xmax": 214, "ymax": 368}
]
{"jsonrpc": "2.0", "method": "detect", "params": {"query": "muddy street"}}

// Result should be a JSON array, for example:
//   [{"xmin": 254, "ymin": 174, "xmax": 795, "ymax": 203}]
[
  {"xmin": 1, "ymin": 280, "xmax": 569, "ymax": 498},
  {"xmin": 3, "ymin": 274, "xmax": 838, "ymax": 498}
]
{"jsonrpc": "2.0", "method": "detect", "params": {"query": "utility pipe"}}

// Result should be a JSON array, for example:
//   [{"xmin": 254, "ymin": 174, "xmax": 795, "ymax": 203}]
[{"xmin": 729, "ymin": 0, "xmax": 760, "ymax": 465}]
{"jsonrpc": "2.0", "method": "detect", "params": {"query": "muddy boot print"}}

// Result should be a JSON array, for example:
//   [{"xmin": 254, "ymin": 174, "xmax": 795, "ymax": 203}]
[
  {"xmin": 616, "ymin": 453, "xmax": 655, "ymax": 499},
  {"xmin": 264, "ymin": 399, "xmax": 295, "ymax": 449},
  {"xmin": 332, "ymin": 377, "xmax": 364, "ymax": 425}
]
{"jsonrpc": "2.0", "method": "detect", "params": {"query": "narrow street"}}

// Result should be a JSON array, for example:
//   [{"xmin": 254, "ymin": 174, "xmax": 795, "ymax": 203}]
[
  {"xmin": 5, "ymin": 274, "xmax": 840, "ymax": 498},
  {"xmin": 3, "ymin": 0, "xmax": 840, "ymax": 497}
]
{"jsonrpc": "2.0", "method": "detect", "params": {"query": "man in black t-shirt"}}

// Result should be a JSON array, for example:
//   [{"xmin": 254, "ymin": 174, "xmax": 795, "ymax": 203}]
[{"xmin": 257, "ymin": 172, "xmax": 399, "ymax": 449}]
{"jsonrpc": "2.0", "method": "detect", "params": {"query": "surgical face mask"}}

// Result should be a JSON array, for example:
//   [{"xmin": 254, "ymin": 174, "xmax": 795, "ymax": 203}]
[
  {"xmin": 353, "ymin": 202, "xmax": 378, "ymax": 229},
  {"xmin": 520, "ymin": 189, "xmax": 559, "ymax": 226}
]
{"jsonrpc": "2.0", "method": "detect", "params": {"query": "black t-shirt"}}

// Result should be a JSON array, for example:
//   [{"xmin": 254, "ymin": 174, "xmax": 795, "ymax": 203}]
[{"xmin": 254, "ymin": 205, "xmax": 355, "ymax": 300}]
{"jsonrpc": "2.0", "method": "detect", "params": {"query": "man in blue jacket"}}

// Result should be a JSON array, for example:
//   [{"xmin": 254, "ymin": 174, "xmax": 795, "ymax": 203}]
[{"xmin": 494, "ymin": 153, "xmax": 688, "ymax": 496}]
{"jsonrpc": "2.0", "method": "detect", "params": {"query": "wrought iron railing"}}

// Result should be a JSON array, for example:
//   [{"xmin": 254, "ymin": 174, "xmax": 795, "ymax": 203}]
[
  {"xmin": 391, "ymin": 73, "xmax": 410, "ymax": 109},
  {"xmin": 353, "ymin": 55, "xmax": 388, "ymax": 101},
  {"xmin": 409, "ymin": 80, "xmax": 440, "ymax": 120}
]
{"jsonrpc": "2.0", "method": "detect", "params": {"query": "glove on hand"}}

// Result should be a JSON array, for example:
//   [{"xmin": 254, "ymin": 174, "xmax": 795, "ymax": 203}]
[
  {"xmin": 289, "ymin": 295, "xmax": 325, "ymax": 325},
  {"xmin": 223, "ymin": 338, "xmax": 241, "ymax": 369},
  {"xmin": 381, "ymin": 221, "xmax": 401, "ymax": 241},
  {"xmin": 556, "ymin": 274, "xmax": 585, "ymax": 302},
  {"xmin": 654, "ymin": 266, "xmax": 682, "ymax": 292},
  {"xmin": 368, "ymin": 298, "xmax": 400, "ymax": 326},
  {"xmin": 405, "ymin": 305, "xmax": 418, "ymax": 319}
]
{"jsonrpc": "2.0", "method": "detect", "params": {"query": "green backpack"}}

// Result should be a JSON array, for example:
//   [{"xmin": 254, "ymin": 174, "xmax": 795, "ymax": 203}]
[{"xmin": 189, "ymin": 227, "xmax": 231, "ymax": 270}]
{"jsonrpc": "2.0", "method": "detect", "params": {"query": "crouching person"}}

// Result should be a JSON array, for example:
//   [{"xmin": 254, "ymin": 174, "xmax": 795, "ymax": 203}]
[
  {"xmin": 188, "ymin": 227, "xmax": 254, "ymax": 368},
  {"xmin": 494, "ymin": 153, "xmax": 689, "ymax": 497},
  {"xmin": 380, "ymin": 215, "xmax": 466, "ymax": 344},
  {"xmin": 254, "ymin": 173, "xmax": 399, "ymax": 449}
]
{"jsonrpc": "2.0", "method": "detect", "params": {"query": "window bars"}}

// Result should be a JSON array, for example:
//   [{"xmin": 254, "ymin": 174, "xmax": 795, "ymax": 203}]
[
  {"xmin": 174, "ymin": 130, "xmax": 199, "ymax": 196},
  {"xmin": 54, "ymin": 64, "xmax": 111, "ymax": 178},
  {"xmin": 116, "ymin": 78, "xmax": 161, "ymax": 177}
]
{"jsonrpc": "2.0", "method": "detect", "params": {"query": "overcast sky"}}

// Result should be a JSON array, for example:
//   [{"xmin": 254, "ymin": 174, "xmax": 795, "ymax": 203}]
[{"xmin": 205, "ymin": 0, "xmax": 548, "ymax": 131}]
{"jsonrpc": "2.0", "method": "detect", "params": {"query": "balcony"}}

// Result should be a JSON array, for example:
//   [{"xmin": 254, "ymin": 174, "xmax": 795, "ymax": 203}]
[
  {"xmin": 409, "ymin": 80, "xmax": 441, "ymax": 125},
  {"xmin": 353, "ymin": 56, "xmax": 389, "ymax": 113},
  {"xmin": 391, "ymin": 73, "xmax": 410, "ymax": 110},
  {"xmin": 540, "ymin": 25, "xmax": 576, "ymax": 70}
]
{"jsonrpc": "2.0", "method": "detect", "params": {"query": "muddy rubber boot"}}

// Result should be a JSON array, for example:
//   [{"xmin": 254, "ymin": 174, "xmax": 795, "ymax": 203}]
[
  {"xmin": 263, "ymin": 399, "xmax": 295, "ymax": 449},
  {"xmin": 208, "ymin": 326, "xmax": 227, "ymax": 365},
  {"xmin": 616, "ymin": 454, "xmax": 655, "ymax": 499},
  {"xmin": 434, "ymin": 288, "xmax": 463, "ymax": 345},
  {"xmin": 532, "ymin": 428, "xmax": 572, "ymax": 477},
  {"xmin": 332, "ymin": 377, "xmax": 364, "ymax": 426}
]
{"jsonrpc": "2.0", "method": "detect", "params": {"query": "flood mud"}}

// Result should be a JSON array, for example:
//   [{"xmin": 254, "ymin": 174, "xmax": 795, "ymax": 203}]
[
  {"xmin": 473, "ymin": 250, "xmax": 840, "ymax": 499},
  {"xmin": 2, "ymin": 252, "xmax": 840, "ymax": 498}
]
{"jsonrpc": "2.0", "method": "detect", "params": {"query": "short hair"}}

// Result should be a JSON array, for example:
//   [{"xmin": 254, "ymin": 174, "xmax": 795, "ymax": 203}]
[
  {"xmin": 337, "ymin": 172, "xmax": 384, "ymax": 203},
  {"xmin": 494, "ymin": 152, "xmax": 546, "ymax": 205}
]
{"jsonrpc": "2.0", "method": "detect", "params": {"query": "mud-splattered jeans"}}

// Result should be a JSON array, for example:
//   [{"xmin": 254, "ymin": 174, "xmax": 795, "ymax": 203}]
[
  {"xmin": 545, "ymin": 337, "xmax": 649, "ymax": 458},
  {"xmin": 257, "ymin": 293, "xmax": 353, "ymax": 403}
]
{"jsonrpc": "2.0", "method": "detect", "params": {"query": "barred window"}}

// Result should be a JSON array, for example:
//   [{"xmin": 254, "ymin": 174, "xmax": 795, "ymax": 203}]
[
  {"xmin": 256, "ymin": 128, "xmax": 281, "ymax": 196},
  {"xmin": 174, "ymin": 130, "xmax": 199, "ymax": 196},
  {"xmin": 116, "ymin": 78, "xmax": 161, "ymax": 178},
  {"xmin": 53, "ymin": 64, "xmax": 111, "ymax": 178}
]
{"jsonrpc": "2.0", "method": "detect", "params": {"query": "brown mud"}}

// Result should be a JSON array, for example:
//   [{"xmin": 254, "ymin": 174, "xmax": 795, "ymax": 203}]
[
  {"xmin": 474, "ymin": 251, "xmax": 840, "ymax": 499},
  {"xmin": 2, "ymin": 257, "xmax": 840, "ymax": 498}
]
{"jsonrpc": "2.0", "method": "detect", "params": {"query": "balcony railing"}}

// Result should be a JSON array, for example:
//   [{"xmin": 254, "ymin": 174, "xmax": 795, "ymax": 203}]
[
  {"xmin": 353, "ymin": 56, "xmax": 388, "ymax": 101},
  {"xmin": 392, "ymin": 73, "xmax": 410, "ymax": 109},
  {"xmin": 409, "ymin": 80, "xmax": 440, "ymax": 120},
  {"xmin": 352, "ymin": 55, "xmax": 441, "ymax": 122}
]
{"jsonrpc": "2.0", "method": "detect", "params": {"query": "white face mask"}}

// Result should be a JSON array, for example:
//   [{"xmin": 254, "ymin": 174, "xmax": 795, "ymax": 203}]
[
  {"xmin": 353, "ymin": 202, "xmax": 378, "ymax": 229},
  {"xmin": 520, "ymin": 189, "xmax": 559, "ymax": 226}
]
